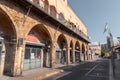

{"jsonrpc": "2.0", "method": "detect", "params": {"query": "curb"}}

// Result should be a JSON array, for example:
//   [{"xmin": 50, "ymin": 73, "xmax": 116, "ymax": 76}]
[
  {"xmin": 0, "ymin": 76, "xmax": 10, "ymax": 80},
  {"xmin": 0, "ymin": 62, "xmax": 88, "ymax": 80},
  {"xmin": 33, "ymin": 69, "xmax": 64, "ymax": 80},
  {"xmin": 0, "ymin": 69, "xmax": 64, "ymax": 80}
]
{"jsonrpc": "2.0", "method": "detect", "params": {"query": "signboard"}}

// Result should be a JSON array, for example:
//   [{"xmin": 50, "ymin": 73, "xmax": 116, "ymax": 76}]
[{"xmin": 31, "ymin": 53, "xmax": 35, "ymax": 59}]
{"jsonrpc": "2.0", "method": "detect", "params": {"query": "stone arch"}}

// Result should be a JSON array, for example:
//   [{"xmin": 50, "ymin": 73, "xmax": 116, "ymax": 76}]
[
  {"xmin": 0, "ymin": 6, "xmax": 18, "ymax": 34},
  {"xmin": 70, "ymin": 40, "xmax": 73, "ymax": 63},
  {"xmin": 57, "ymin": 34, "xmax": 67, "ymax": 49},
  {"xmin": 70, "ymin": 40, "xmax": 73, "ymax": 49},
  {"xmin": 82, "ymin": 43, "xmax": 85, "ymax": 53},
  {"xmin": 56, "ymin": 34, "xmax": 67, "ymax": 64},
  {"xmin": 75, "ymin": 41, "xmax": 80, "ymax": 50},
  {"xmin": 0, "ymin": 7, "xmax": 18, "ymax": 75},
  {"xmin": 25, "ymin": 24, "xmax": 52, "ymax": 42},
  {"xmin": 23, "ymin": 24, "xmax": 52, "ymax": 70}
]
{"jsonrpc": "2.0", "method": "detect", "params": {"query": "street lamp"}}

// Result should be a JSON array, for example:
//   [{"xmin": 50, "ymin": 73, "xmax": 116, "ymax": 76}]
[
  {"xmin": 103, "ymin": 23, "xmax": 115, "ymax": 78},
  {"xmin": 107, "ymin": 30, "xmax": 116, "ymax": 78}
]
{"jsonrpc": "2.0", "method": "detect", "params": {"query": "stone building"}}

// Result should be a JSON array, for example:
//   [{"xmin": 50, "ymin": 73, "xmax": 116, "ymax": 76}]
[
  {"xmin": 0, "ymin": 0, "xmax": 90, "ymax": 76},
  {"xmin": 89, "ymin": 43, "xmax": 101, "ymax": 60}
]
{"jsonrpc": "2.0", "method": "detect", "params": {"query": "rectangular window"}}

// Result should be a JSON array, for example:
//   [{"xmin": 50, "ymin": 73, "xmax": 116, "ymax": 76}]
[
  {"xmin": 24, "ymin": 46, "xmax": 42, "ymax": 70},
  {"xmin": 25, "ymin": 48, "xmax": 30, "ymax": 59},
  {"xmin": 36, "ymin": 48, "xmax": 41, "ymax": 59}
]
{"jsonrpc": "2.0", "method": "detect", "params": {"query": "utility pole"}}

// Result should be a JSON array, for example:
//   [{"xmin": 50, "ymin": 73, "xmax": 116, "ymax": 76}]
[
  {"xmin": 104, "ymin": 23, "xmax": 115, "ymax": 79},
  {"xmin": 109, "ymin": 33, "xmax": 115, "ymax": 78}
]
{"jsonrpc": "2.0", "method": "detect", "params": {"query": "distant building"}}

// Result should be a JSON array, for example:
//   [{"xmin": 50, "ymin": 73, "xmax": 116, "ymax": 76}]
[
  {"xmin": 114, "ymin": 43, "xmax": 120, "ymax": 59},
  {"xmin": 101, "ymin": 43, "xmax": 109, "ymax": 52},
  {"xmin": 89, "ymin": 43, "xmax": 101, "ymax": 60}
]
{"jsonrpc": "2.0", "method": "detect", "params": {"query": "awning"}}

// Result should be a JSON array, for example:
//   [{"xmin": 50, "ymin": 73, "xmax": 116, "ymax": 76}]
[
  {"xmin": 56, "ymin": 48, "xmax": 62, "ymax": 52},
  {"xmin": 26, "ymin": 41, "xmax": 45, "ymax": 47}
]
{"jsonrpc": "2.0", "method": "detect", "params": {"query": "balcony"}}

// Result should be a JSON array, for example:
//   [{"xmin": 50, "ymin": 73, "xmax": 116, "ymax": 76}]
[{"xmin": 12, "ymin": 0, "xmax": 90, "ymax": 42}]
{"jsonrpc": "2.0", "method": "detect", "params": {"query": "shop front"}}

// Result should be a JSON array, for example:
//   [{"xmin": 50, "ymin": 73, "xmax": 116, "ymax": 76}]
[
  {"xmin": 75, "ymin": 50, "xmax": 80, "ymax": 62},
  {"xmin": 70, "ymin": 49, "xmax": 73, "ymax": 63},
  {"xmin": 75, "ymin": 41, "xmax": 80, "ymax": 63},
  {"xmin": 23, "ymin": 42, "xmax": 44, "ymax": 70},
  {"xmin": 56, "ymin": 48, "xmax": 66, "ymax": 64},
  {"xmin": 56, "ymin": 49, "xmax": 61, "ymax": 64},
  {"xmin": 23, "ymin": 34, "xmax": 45, "ymax": 70},
  {"xmin": 56, "ymin": 34, "xmax": 67, "ymax": 65}
]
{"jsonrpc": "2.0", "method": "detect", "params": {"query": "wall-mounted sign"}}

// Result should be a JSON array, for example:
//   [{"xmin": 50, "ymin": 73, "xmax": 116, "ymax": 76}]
[
  {"xmin": 18, "ymin": 38, "xmax": 23, "ymax": 46},
  {"xmin": 31, "ymin": 53, "xmax": 35, "ymax": 59}
]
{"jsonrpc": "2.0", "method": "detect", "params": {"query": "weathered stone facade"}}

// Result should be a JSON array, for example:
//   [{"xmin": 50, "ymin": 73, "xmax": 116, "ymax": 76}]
[{"xmin": 0, "ymin": 0, "xmax": 90, "ymax": 76}]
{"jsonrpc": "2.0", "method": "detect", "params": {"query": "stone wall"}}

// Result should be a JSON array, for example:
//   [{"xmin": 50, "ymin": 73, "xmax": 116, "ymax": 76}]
[{"xmin": 0, "ymin": 0, "xmax": 89, "ymax": 76}]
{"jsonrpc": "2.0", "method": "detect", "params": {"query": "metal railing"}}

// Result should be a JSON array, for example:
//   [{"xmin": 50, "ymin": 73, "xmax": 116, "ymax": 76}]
[{"xmin": 25, "ymin": 0, "xmax": 90, "ymax": 42}]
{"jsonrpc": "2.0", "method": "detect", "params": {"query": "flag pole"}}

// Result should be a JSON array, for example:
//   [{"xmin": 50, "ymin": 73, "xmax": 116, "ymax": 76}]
[
  {"xmin": 103, "ymin": 23, "xmax": 115, "ymax": 78},
  {"xmin": 109, "ymin": 28, "xmax": 115, "ymax": 78}
]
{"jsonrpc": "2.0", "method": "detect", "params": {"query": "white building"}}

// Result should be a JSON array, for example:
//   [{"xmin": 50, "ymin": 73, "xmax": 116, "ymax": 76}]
[{"xmin": 89, "ymin": 43, "xmax": 101, "ymax": 60}]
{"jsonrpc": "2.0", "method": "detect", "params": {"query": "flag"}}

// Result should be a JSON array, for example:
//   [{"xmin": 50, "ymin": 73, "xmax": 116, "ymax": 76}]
[{"xmin": 103, "ymin": 23, "xmax": 108, "ymax": 34}]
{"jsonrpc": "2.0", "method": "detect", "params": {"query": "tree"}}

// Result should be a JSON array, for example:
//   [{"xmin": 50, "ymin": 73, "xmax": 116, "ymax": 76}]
[{"xmin": 101, "ymin": 50, "xmax": 105, "ymax": 57}]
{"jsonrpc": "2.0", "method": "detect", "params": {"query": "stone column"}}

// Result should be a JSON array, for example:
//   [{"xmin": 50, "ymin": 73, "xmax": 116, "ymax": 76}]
[
  {"xmin": 72, "ymin": 47, "xmax": 75, "ymax": 63},
  {"xmin": 50, "ymin": 43, "xmax": 56, "ymax": 68},
  {"xmin": 86, "ymin": 50, "xmax": 89, "ymax": 60},
  {"xmin": 13, "ymin": 45, "xmax": 24, "ymax": 76},
  {"xmin": 81, "ymin": 53, "xmax": 84, "ymax": 61},
  {"xmin": 66, "ymin": 47, "xmax": 70, "ymax": 64},
  {"xmin": 12, "ymin": 38, "xmax": 25, "ymax": 76},
  {"xmin": 41, "ymin": 48, "xmax": 43, "ymax": 68}
]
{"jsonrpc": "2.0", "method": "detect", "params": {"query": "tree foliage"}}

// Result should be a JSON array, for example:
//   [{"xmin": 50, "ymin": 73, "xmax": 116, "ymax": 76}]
[{"xmin": 101, "ymin": 50, "xmax": 105, "ymax": 57}]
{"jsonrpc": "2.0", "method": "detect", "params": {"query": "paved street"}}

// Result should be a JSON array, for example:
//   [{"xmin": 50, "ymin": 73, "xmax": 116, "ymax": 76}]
[{"xmin": 44, "ymin": 59, "xmax": 109, "ymax": 80}]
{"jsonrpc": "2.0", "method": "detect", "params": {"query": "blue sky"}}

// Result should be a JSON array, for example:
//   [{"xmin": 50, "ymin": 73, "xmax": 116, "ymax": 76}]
[{"xmin": 68, "ymin": 0, "xmax": 120, "ymax": 44}]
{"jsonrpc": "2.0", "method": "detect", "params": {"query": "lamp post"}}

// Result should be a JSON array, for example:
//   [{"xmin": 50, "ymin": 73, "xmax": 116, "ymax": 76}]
[
  {"xmin": 109, "ymin": 34, "xmax": 115, "ymax": 77},
  {"xmin": 103, "ymin": 23, "xmax": 115, "ymax": 78},
  {"xmin": 107, "ymin": 29, "xmax": 115, "ymax": 78}
]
